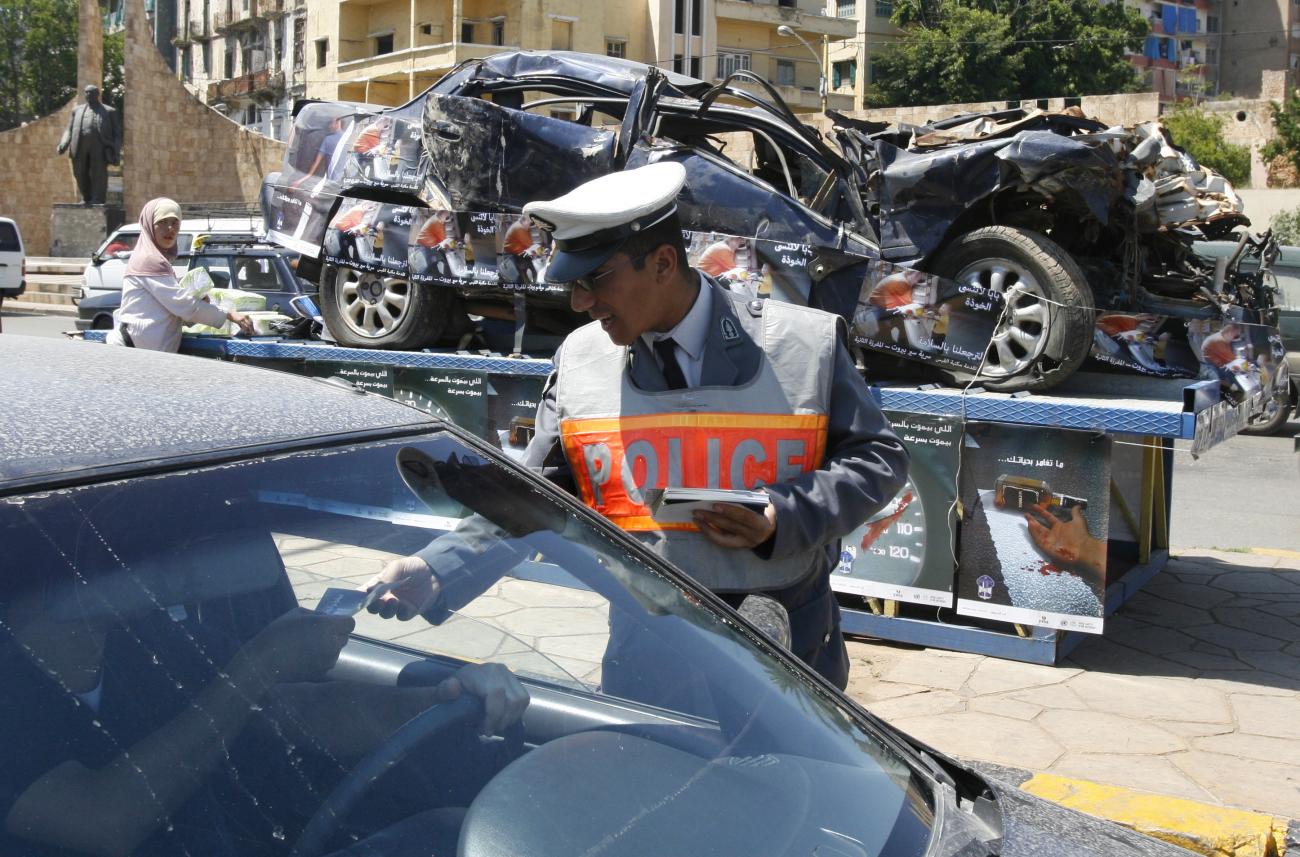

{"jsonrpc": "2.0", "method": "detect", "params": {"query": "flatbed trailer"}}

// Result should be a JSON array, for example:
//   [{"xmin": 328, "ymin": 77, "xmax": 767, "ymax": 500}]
[{"xmin": 82, "ymin": 331, "xmax": 1251, "ymax": 664}]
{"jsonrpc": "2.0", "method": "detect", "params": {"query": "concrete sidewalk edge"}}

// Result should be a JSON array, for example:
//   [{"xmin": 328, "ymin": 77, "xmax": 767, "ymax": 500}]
[
  {"xmin": 2, "ymin": 300, "xmax": 78, "ymax": 317},
  {"xmin": 1015, "ymin": 771, "xmax": 1289, "ymax": 857}
]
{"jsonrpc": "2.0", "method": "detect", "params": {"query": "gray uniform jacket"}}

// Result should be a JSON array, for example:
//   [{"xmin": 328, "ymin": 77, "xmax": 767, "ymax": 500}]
[
  {"xmin": 417, "ymin": 276, "xmax": 908, "ymax": 688},
  {"xmin": 523, "ymin": 276, "xmax": 910, "ymax": 685}
]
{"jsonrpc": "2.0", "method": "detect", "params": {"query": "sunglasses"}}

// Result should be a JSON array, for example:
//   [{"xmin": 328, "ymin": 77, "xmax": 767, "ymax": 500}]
[{"xmin": 571, "ymin": 249, "xmax": 653, "ymax": 293}]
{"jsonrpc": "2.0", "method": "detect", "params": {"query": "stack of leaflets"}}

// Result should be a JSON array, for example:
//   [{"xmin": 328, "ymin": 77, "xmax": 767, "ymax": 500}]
[{"xmin": 650, "ymin": 487, "xmax": 769, "ymax": 524}]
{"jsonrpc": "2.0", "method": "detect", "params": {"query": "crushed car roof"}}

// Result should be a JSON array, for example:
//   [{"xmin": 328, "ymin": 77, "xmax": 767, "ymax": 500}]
[
  {"xmin": 432, "ymin": 50, "xmax": 712, "ymax": 100},
  {"xmin": 0, "ymin": 336, "xmax": 435, "ymax": 490}
]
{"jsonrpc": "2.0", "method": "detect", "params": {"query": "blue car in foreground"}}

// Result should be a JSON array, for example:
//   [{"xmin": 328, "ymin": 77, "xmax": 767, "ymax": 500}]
[{"xmin": 0, "ymin": 335, "xmax": 1200, "ymax": 857}]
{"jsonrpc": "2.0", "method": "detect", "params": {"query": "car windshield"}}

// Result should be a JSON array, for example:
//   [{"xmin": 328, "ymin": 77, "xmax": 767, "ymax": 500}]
[{"xmin": 0, "ymin": 430, "xmax": 933, "ymax": 857}]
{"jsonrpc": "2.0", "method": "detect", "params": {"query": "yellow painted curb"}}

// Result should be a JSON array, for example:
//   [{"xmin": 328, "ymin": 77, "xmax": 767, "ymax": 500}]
[
  {"xmin": 1021, "ymin": 773, "xmax": 1285, "ymax": 857},
  {"xmin": 1246, "ymin": 548, "xmax": 1300, "ymax": 561}
]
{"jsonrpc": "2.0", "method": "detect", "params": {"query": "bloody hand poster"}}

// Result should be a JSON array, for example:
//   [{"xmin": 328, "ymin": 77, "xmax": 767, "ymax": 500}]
[{"xmin": 956, "ymin": 422, "xmax": 1111, "ymax": 634}]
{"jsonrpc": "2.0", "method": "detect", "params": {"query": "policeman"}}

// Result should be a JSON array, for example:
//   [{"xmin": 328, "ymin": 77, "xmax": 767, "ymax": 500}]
[{"xmin": 367, "ymin": 162, "xmax": 908, "ymax": 690}]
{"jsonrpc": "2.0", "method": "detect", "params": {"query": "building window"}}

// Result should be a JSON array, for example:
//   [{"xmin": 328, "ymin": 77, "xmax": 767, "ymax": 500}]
[
  {"xmin": 832, "ymin": 58, "xmax": 856, "ymax": 89},
  {"xmin": 461, "ymin": 21, "xmax": 475, "ymax": 43},
  {"xmin": 492, "ymin": 20, "xmax": 504, "ymax": 46},
  {"xmin": 779, "ymin": 0, "xmax": 795, "ymax": 7},
  {"xmin": 374, "ymin": 32, "xmax": 393, "ymax": 55},
  {"xmin": 875, "ymin": 0, "xmax": 892, "ymax": 17},
  {"xmin": 869, "ymin": 58, "xmax": 880, "ymax": 84},
  {"xmin": 419, "ymin": 22, "xmax": 432, "ymax": 36},
  {"xmin": 314, "ymin": 37, "xmax": 328, "ymax": 68},
  {"xmin": 674, "ymin": 0, "xmax": 683, "ymax": 34},
  {"xmin": 181, "ymin": 44, "xmax": 192, "ymax": 79},
  {"xmin": 292, "ymin": 17, "xmax": 305, "ymax": 71},
  {"xmin": 551, "ymin": 19, "xmax": 571, "ymax": 50},
  {"xmin": 673, "ymin": 53, "xmax": 683, "ymax": 73},
  {"xmin": 718, "ymin": 50, "xmax": 751, "ymax": 78},
  {"xmin": 606, "ymin": 39, "xmax": 626, "ymax": 58},
  {"xmin": 1206, "ymin": 15, "xmax": 1219, "ymax": 33},
  {"xmin": 202, "ymin": 40, "xmax": 211, "ymax": 74},
  {"xmin": 1206, "ymin": 46, "xmax": 1218, "ymax": 65},
  {"xmin": 776, "ymin": 59, "xmax": 795, "ymax": 86},
  {"xmin": 836, "ymin": 0, "xmax": 855, "ymax": 15},
  {"xmin": 690, "ymin": 56, "xmax": 700, "ymax": 77},
  {"xmin": 225, "ymin": 49, "xmax": 235, "ymax": 78}
]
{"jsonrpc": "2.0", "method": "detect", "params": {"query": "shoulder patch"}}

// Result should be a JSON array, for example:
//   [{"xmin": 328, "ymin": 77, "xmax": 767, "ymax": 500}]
[{"xmin": 720, "ymin": 315, "xmax": 742, "ymax": 341}]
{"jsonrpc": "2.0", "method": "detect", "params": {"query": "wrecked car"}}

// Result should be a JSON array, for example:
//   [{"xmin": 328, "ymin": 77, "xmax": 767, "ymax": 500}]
[{"xmin": 262, "ymin": 50, "xmax": 1278, "ymax": 398}]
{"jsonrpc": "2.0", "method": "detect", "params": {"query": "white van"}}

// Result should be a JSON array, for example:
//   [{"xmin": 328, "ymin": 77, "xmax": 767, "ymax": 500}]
[
  {"xmin": 0, "ymin": 217, "xmax": 25, "ymax": 300},
  {"xmin": 79, "ymin": 216, "xmax": 261, "ymax": 300}
]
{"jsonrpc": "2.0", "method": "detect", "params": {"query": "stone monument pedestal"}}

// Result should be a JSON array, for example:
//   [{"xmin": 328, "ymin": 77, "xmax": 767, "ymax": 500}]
[{"xmin": 51, "ymin": 203, "xmax": 124, "ymax": 257}]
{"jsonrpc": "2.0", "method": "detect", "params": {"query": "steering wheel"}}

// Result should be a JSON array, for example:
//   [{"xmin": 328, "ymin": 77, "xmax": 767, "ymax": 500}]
[{"xmin": 289, "ymin": 694, "xmax": 483, "ymax": 857}]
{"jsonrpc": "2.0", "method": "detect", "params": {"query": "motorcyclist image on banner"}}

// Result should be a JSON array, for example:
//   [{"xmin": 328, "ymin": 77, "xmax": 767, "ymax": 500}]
[
  {"xmin": 496, "ymin": 214, "xmax": 551, "ymax": 286},
  {"xmin": 408, "ymin": 209, "xmax": 469, "ymax": 283}
]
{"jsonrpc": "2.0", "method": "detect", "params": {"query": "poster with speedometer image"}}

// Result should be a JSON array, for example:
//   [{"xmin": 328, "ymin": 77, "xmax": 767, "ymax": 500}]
[
  {"xmin": 831, "ymin": 412, "xmax": 959, "ymax": 606},
  {"xmin": 391, "ymin": 367, "xmax": 488, "ymax": 438}
]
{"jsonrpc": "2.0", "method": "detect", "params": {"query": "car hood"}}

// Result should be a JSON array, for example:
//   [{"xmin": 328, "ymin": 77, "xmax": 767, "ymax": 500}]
[{"xmin": 432, "ymin": 49, "xmax": 712, "ymax": 100}]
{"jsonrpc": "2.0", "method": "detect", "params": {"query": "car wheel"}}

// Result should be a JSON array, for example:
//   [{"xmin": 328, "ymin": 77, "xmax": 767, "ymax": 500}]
[
  {"xmin": 320, "ymin": 264, "xmax": 450, "ymax": 350},
  {"xmin": 930, "ymin": 226, "xmax": 1094, "ymax": 393},
  {"xmin": 1239, "ymin": 382, "xmax": 1293, "ymax": 436},
  {"xmin": 92, "ymin": 314, "xmax": 114, "ymax": 330}
]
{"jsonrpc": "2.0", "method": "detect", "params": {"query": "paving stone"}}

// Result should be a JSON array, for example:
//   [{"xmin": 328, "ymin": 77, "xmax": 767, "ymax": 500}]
[
  {"xmin": 1150, "ymin": 719, "xmax": 1236, "ymax": 739},
  {"xmin": 1005, "ymin": 682, "xmax": 1090, "ymax": 710},
  {"xmin": 389, "ymin": 614, "xmax": 520, "ymax": 660},
  {"xmin": 1063, "ymin": 636, "xmax": 1198, "ymax": 679},
  {"xmin": 539, "ymin": 632, "xmax": 609, "ymax": 663},
  {"xmin": 867, "ymin": 690, "xmax": 966, "ymax": 720},
  {"xmin": 888, "ymin": 711, "xmax": 1064, "ymax": 770},
  {"xmin": 1163, "ymin": 650, "xmax": 1251, "ymax": 672},
  {"xmin": 1101, "ymin": 620, "xmax": 1198, "ymax": 656},
  {"xmin": 1048, "ymin": 753, "xmax": 1217, "ymax": 805},
  {"xmin": 1193, "ymin": 674, "xmax": 1298, "ymax": 697},
  {"xmin": 1193, "ymin": 732, "xmax": 1300, "ymax": 767},
  {"xmin": 497, "ymin": 579, "xmax": 607, "ymax": 609},
  {"xmin": 846, "ymin": 679, "xmax": 929, "ymax": 703},
  {"xmin": 298, "ymin": 555, "xmax": 388, "ymax": 581},
  {"xmin": 963, "ymin": 658, "xmax": 1079, "ymax": 695},
  {"xmin": 1181, "ymin": 623, "xmax": 1288, "ymax": 652},
  {"xmin": 1211, "ymin": 607, "xmax": 1300, "ymax": 640},
  {"xmin": 1119, "ymin": 599, "xmax": 1215, "ymax": 631},
  {"xmin": 968, "ymin": 695, "xmax": 1042, "ymax": 721},
  {"xmin": 1141, "ymin": 580, "xmax": 1235, "ymax": 610},
  {"xmin": 496, "ymin": 606, "xmax": 610, "ymax": 638},
  {"xmin": 1189, "ymin": 641, "xmax": 1234, "ymax": 657},
  {"xmin": 1260, "ymin": 602, "xmax": 1300, "ymax": 618},
  {"xmin": 1234, "ymin": 650, "xmax": 1300, "ymax": 682},
  {"xmin": 1037, "ymin": 710, "xmax": 1185, "ymax": 754},
  {"xmin": 1229, "ymin": 694, "xmax": 1300, "ymax": 739},
  {"xmin": 1064, "ymin": 672, "xmax": 1232, "ymax": 723},
  {"xmin": 882, "ymin": 654, "xmax": 979, "ymax": 690},
  {"xmin": 1208, "ymin": 571, "xmax": 1300, "ymax": 595},
  {"xmin": 458, "ymin": 595, "xmax": 522, "ymax": 620},
  {"xmin": 1168, "ymin": 751, "xmax": 1300, "ymax": 818}
]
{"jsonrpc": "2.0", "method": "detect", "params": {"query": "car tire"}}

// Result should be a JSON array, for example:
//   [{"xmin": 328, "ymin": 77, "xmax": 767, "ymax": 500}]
[
  {"xmin": 92, "ymin": 314, "xmax": 114, "ymax": 330},
  {"xmin": 1239, "ymin": 381, "xmax": 1293, "ymax": 436},
  {"xmin": 930, "ymin": 226, "xmax": 1095, "ymax": 393},
  {"xmin": 320, "ymin": 264, "xmax": 451, "ymax": 350}
]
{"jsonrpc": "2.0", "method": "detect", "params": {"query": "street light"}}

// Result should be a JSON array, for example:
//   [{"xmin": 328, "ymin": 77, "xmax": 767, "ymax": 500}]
[{"xmin": 777, "ymin": 23, "xmax": 827, "ymax": 111}]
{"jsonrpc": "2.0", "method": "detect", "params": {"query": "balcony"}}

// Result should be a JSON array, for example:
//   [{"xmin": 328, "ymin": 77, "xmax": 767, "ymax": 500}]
[
  {"xmin": 207, "ymin": 68, "xmax": 286, "ymax": 101},
  {"xmin": 336, "ymin": 41, "xmax": 506, "ymax": 86},
  {"xmin": 213, "ymin": 0, "xmax": 264, "ymax": 33},
  {"xmin": 716, "ymin": 0, "xmax": 856, "ymax": 38}
]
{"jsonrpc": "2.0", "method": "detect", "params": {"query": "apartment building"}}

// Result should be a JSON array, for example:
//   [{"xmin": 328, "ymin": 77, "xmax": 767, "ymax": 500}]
[
  {"xmin": 823, "ymin": 0, "xmax": 900, "ymax": 109},
  {"xmin": 1126, "ymin": 0, "xmax": 1222, "ymax": 102},
  {"xmin": 302, "ymin": 0, "xmax": 851, "ymax": 112},
  {"xmin": 170, "ymin": 0, "xmax": 309, "ymax": 140},
  {"xmin": 1217, "ymin": 0, "xmax": 1296, "ymax": 98}
]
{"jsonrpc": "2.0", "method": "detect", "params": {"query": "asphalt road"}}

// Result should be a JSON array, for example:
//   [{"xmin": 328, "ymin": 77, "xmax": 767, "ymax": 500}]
[{"xmin": 6, "ymin": 309, "xmax": 1296, "ymax": 552}]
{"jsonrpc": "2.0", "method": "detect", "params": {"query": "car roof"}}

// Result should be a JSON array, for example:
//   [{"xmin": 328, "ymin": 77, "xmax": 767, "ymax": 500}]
[
  {"xmin": 110, "ymin": 218, "xmax": 260, "ymax": 235},
  {"xmin": 0, "ymin": 336, "xmax": 438, "ymax": 492}
]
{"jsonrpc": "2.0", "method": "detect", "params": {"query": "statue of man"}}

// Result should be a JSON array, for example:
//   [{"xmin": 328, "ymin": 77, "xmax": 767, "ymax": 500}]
[{"xmin": 56, "ymin": 85, "xmax": 122, "ymax": 205}]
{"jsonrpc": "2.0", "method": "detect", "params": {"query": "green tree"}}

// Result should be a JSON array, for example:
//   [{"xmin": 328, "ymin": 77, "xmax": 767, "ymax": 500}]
[
  {"xmin": 1162, "ymin": 105, "xmax": 1251, "ymax": 187},
  {"xmin": 1269, "ymin": 205, "xmax": 1300, "ymax": 245},
  {"xmin": 869, "ymin": 0, "xmax": 1149, "ymax": 108},
  {"xmin": 103, "ymin": 29, "xmax": 125, "ymax": 114},
  {"xmin": 1262, "ymin": 93, "xmax": 1300, "ymax": 178},
  {"xmin": 0, "ymin": 0, "xmax": 78, "ymax": 131}
]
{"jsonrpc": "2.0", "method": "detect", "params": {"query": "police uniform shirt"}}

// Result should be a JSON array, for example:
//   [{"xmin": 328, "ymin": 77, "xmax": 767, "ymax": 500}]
[{"xmin": 641, "ymin": 273, "xmax": 712, "ymax": 388}]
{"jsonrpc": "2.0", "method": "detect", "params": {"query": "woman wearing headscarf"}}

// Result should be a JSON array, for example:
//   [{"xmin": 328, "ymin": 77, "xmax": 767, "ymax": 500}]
[{"xmin": 108, "ymin": 198, "xmax": 254, "ymax": 351}]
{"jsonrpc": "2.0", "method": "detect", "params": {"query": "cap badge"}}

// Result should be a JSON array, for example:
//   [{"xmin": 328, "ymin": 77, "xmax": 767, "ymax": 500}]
[{"xmin": 720, "ymin": 317, "xmax": 741, "ymax": 342}]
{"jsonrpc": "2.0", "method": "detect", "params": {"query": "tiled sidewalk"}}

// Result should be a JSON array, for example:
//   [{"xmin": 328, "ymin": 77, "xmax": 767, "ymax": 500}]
[{"xmin": 843, "ymin": 550, "xmax": 1300, "ymax": 820}]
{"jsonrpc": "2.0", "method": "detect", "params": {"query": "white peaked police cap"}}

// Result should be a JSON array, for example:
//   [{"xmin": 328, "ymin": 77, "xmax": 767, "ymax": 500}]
[{"xmin": 523, "ymin": 161, "xmax": 687, "ymax": 284}]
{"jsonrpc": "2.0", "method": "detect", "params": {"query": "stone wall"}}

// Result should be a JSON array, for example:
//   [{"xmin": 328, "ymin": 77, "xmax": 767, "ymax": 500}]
[
  {"xmin": 0, "ymin": 107, "xmax": 83, "ymax": 255},
  {"xmin": 838, "ymin": 91, "xmax": 1161, "ymax": 130},
  {"xmin": 122, "ymin": 0, "xmax": 285, "ymax": 220}
]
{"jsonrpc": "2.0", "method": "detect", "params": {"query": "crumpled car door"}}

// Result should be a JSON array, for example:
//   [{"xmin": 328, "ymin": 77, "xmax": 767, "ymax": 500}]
[
  {"xmin": 615, "ymin": 69, "xmax": 665, "ymax": 167},
  {"xmin": 421, "ymin": 94, "xmax": 618, "ymax": 212}
]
